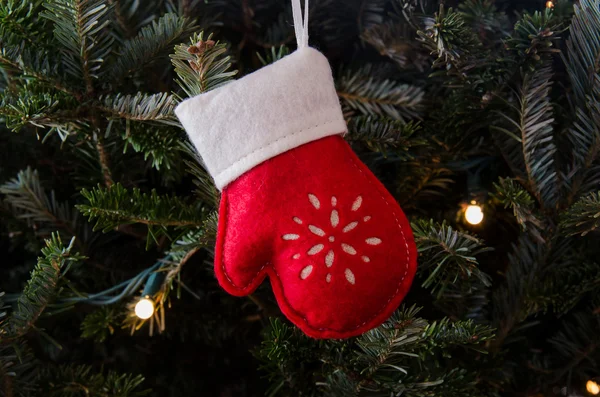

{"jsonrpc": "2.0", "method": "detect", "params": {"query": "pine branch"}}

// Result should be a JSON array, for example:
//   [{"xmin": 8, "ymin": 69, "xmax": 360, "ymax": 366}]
[
  {"xmin": 255, "ymin": 317, "xmax": 325, "ymax": 396},
  {"xmin": 122, "ymin": 124, "xmax": 183, "ymax": 171},
  {"xmin": 1, "ymin": 234, "xmax": 84, "ymax": 343},
  {"xmin": 354, "ymin": 306, "xmax": 428, "ymax": 388},
  {"xmin": 256, "ymin": 45, "xmax": 290, "ymax": 66},
  {"xmin": 163, "ymin": 234, "xmax": 204, "ymax": 286},
  {"xmin": 37, "ymin": 364, "xmax": 150, "ymax": 396},
  {"xmin": 337, "ymin": 64, "xmax": 424, "ymax": 122},
  {"xmin": 346, "ymin": 116, "xmax": 426, "ymax": 159},
  {"xmin": 396, "ymin": 163, "xmax": 455, "ymax": 207},
  {"xmin": 537, "ymin": 261, "xmax": 600, "ymax": 315},
  {"xmin": 567, "ymin": 102, "xmax": 600, "ymax": 174},
  {"xmin": 421, "ymin": 317, "xmax": 495, "ymax": 353},
  {"xmin": 492, "ymin": 177, "xmax": 544, "ymax": 242},
  {"xmin": 411, "ymin": 219, "xmax": 492, "ymax": 299},
  {"xmin": 0, "ymin": 168, "xmax": 89, "ymax": 244},
  {"xmin": 0, "ymin": 341, "xmax": 37, "ymax": 397},
  {"xmin": 560, "ymin": 191, "xmax": 600, "ymax": 236},
  {"xmin": 106, "ymin": 0, "xmax": 135, "ymax": 38},
  {"xmin": 123, "ymin": 228, "xmax": 210, "ymax": 334},
  {"xmin": 110, "ymin": 13, "xmax": 194, "ymax": 80},
  {"xmin": 564, "ymin": 0, "xmax": 600, "ymax": 107},
  {"xmin": 0, "ymin": 0, "xmax": 48, "ymax": 47},
  {"xmin": 99, "ymin": 92, "xmax": 179, "ymax": 125},
  {"xmin": 491, "ymin": 235, "xmax": 541, "ymax": 348},
  {"xmin": 77, "ymin": 183, "xmax": 205, "ymax": 239},
  {"xmin": 505, "ymin": 9, "xmax": 562, "ymax": 70},
  {"xmin": 391, "ymin": 0, "xmax": 428, "ymax": 27},
  {"xmin": 562, "ymin": 0, "xmax": 600, "ymax": 187},
  {"xmin": 180, "ymin": 141, "xmax": 219, "ymax": 208},
  {"xmin": 417, "ymin": 4, "xmax": 485, "ymax": 84},
  {"xmin": 258, "ymin": 306, "xmax": 494, "ymax": 397},
  {"xmin": 170, "ymin": 31, "xmax": 238, "ymax": 98},
  {"xmin": 105, "ymin": 0, "xmax": 161, "ymax": 35},
  {"xmin": 0, "ymin": 81, "xmax": 82, "ymax": 138},
  {"xmin": 80, "ymin": 306, "xmax": 121, "ymax": 343},
  {"xmin": 458, "ymin": 0, "xmax": 510, "ymax": 39},
  {"xmin": 434, "ymin": 278, "xmax": 490, "ymax": 322},
  {"xmin": 41, "ymin": 0, "xmax": 114, "ymax": 93},
  {"xmin": 491, "ymin": 234, "xmax": 569, "ymax": 348},
  {"xmin": 549, "ymin": 312, "xmax": 600, "ymax": 381},
  {"xmin": 0, "ymin": 44, "xmax": 81, "ymax": 100},
  {"xmin": 492, "ymin": 64, "xmax": 559, "ymax": 207},
  {"xmin": 352, "ymin": 306, "xmax": 494, "ymax": 395}
]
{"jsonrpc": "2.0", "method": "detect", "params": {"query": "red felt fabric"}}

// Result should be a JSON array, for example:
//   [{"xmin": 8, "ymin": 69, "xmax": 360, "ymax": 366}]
[{"xmin": 215, "ymin": 136, "xmax": 418, "ymax": 339}]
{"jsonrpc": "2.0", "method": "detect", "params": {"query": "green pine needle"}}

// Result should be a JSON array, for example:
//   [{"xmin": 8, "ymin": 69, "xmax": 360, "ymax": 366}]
[
  {"xmin": 337, "ymin": 64, "xmax": 424, "ymax": 122},
  {"xmin": 0, "ymin": 168, "xmax": 88, "ymax": 240},
  {"xmin": 491, "ymin": 63, "xmax": 558, "ymax": 207},
  {"xmin": 100, "ymin": 92, "xmax": 178, "ymax": 125},
  {"xmin": 504, "ymin": 8, "xmax": 562, "ymax": 70},
  {"xmin": 412, "ymin": 219, "xmax": 492, "ymax": 299},
  {"xmin": 560, "ymin": 191, "xmax": 600, "ymax": 236},
  {"xmin": 170, "ymin": 31, "xmax": 238, "ymax": 98},
  {"xmin": 77, "ymin": 183, "xmax": 206, "ymax": 247},
  {"xmin": 563, "ymin": 0, "xmax": 600, "ymax": 177},
  {"xmin": 2, "ymin": 234, "xmax": 84, "ymax": 341},
  {"xmin": 41, "ymin": 0, "xmax": 114, "ymax": 91},
  {"xmin": 492, "ymin": 177, "xmax": 543, "ymax": 240},
  {"xmin": 122, "ymin": 124, "xmax": 183, "ymax": 171},
  {"xmin": 417, "ymin": 4, "xmax": 484, "ymax": 82},
  {"xmin": 37, "ymin": 364, "xmax": 150, "ymax": 396},
  {"xmin": 564, "ymin": 0, "xmax": 600, "ymax": 106},
  {"xmin": 80, "ymin": 306, "xmax": 121, "ymax": 343},
  {"xmin": 110, "ymin": 13, "xmax": 194, "ymax": 81},
  {"xmin": 346, "ymin": 116, "xmax": 426, "ymax": 159}
]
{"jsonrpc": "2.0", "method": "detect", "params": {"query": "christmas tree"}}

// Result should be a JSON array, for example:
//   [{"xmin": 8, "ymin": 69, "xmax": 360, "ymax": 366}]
[{"xmin": 1, "ymin": 0, "xmax": 599, "ymax": 395}]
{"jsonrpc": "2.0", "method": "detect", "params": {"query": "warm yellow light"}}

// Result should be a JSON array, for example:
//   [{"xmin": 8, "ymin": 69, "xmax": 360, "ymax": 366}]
[
  {"xmin": 465, "ymin": 204, "xmax": 484, "ymax": 225},
  {"xmin": 588, "ymin": 380, "xmax": 600, "ymax": 395},
  {"xmin": 546, "ymin": 0, "xmax": 554, "ymax": 8},
  {"xmin": 135, "ymin": 297, "xmax": 155, "ymax": 320}
]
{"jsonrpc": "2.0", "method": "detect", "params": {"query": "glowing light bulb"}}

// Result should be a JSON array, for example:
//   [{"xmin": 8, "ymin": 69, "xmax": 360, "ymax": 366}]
[
  {"xmin": 465, "ymin": 202, "xmax": 484, "ymax": 225},
  {"xmin": 546, "ymin": 0, "xmax": 554, "ymax": 8},
  {"xmin": 587, "ymin": 380, "xmax": 600, "ymax": 395},
  {"xmin": 135, "ymin": 297, "xmax": 155, "ymax": 320}
]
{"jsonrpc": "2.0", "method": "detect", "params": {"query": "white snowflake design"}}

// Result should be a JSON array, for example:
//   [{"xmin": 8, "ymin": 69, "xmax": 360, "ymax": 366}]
[{"xmin": 281, "ymin": 194, "xmax": 382, "ymax": 285}]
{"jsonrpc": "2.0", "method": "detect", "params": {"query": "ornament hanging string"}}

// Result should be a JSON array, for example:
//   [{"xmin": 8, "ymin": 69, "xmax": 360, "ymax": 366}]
[{"xmin": 292, "ymin": 0, "xmax": 309, "ymax": 49}]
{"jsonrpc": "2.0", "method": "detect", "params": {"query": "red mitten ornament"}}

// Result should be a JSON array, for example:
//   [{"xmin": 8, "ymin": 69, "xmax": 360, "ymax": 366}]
[{"xmin": 175, "ymin": 0, "xmax": 417, "ymax": 339}]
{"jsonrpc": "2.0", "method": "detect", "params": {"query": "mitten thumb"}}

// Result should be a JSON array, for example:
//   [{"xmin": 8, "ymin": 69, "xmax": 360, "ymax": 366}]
[{"xmin": 214, "ymin": 190, "xmax": 272, "ymax": 296}]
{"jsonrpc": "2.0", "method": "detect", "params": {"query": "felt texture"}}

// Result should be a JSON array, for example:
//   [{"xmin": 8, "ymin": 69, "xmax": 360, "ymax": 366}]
[
  {"xmin": 216, "ymin": 136, "xmax": 418, "ymax": 339},
  {"xmin": 175, "ymin": 47, "xmax": 346, "ymax": 190}
]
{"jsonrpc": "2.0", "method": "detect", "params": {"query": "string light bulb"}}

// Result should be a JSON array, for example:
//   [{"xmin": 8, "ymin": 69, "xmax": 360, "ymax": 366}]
[
  {"xmin": 135, "ymin": 296, "xmax": 155, "ymax": 320},
  {"xmin": 465, "ymin": 201, "xmax": 484, "ymax": 225},
  {"xmin": 546, "ymin": 0, "xmax": 554, "ymax": 8},
  {"xmin": 587, "ymin": 380, "xmax": 600, "ymax": 395}
]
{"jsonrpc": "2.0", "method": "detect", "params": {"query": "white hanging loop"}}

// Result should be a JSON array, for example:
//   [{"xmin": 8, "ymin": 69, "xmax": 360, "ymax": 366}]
[{"xmin": 291, "ymin": 0, "xmax": 309, "ymax": 48}]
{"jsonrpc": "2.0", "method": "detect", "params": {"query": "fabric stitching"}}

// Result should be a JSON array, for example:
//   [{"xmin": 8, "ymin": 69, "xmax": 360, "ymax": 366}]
[
  {"xmin": 219, "ymin": 142, "xmax": 411, "ymax": 333},
  {"xmin": 213, "ymin": 113, "xmax": 344, "ymax": 179}
]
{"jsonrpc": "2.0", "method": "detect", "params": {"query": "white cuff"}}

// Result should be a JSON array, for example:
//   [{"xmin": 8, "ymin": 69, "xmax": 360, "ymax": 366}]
[{"xmin": 175, "ymin": 47, "xmax": 347, "ymax": 190}]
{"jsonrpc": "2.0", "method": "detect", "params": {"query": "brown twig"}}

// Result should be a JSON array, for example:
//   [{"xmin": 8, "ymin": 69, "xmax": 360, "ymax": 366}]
[
  {"xmin": 95, "ymin": 137, "xmax": 114, "ymax": 187},
  {"xmin": 164, "ymin": 247, "xmax": 201, "ymax": 286}
]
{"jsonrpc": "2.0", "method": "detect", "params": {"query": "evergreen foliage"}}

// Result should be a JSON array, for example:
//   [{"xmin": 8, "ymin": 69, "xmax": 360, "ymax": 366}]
[{"xmin": 1, "ymin": 0, "xmax": 600, "ymax": 396}]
